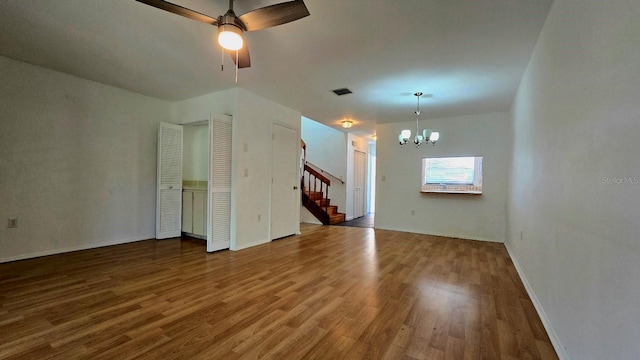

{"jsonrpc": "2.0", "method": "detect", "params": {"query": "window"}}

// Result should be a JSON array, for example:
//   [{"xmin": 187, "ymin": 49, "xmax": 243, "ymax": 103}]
[{"xmin": 421, "ymin": 156, "xmax": 483, "ymax": 194}]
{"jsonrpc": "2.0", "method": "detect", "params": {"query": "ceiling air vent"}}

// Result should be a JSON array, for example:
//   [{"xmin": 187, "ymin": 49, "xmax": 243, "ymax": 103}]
[{"xmin": 332, "ymin": 88, "xmax": 353, "ymax": 96}]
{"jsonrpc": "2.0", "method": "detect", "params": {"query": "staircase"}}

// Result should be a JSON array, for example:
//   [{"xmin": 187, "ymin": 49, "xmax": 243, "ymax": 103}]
[
  {"xmin": 303, "ymin": 185, "xmax": 346, "ymax": 225},
  {"xmin": 300, "ymin": 140, "xmax": 345, "ymax": 225}
]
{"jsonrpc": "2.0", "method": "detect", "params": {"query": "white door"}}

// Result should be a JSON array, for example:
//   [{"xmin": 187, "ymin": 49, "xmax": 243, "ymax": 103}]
[
  {"xmin": 182, "ymin": 191, "xmax": 193, "ymax": 234},
  {"xmin": 156, "ymin": 122, "xmax": 183, "ymax": 239},
  {"xmin": 192, "ymin": 191, "xmax": 206, "ymax": 236},
  {"xmin": 353, "ymin": 150, "xmax": 366, "ymax": 219},
  {"xmin": 208, "ymin": 115, "xmax": 232, "ymax": 252},
  {"xmin": 271, "ymin": 124, "xmax": 299, "ymax": 239}
]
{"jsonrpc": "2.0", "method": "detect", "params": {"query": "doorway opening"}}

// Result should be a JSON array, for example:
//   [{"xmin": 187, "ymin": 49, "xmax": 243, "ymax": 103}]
[{"xmin": 336, "ymin": 141, "xmax": 376, "ymax": 228}]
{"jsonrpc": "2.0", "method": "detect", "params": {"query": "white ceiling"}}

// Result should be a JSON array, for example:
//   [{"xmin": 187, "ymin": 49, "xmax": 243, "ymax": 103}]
[{"xmin": 0, "ymin": 0, "xmax": 553, "ymax": 137}]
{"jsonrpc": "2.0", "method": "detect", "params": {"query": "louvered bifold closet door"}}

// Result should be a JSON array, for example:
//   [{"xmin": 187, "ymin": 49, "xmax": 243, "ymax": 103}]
[
  {"xmin": 156, "ymin": 122, "xmax": 183, "ymax": 239},
  {"xmin": 208, "ymin": 115, "xmax": 232, "ymax": 252}
]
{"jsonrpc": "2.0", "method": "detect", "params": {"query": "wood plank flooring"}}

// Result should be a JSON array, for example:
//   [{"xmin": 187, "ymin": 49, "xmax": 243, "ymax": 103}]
[{"xmin": 0, "ymin": 224, "xmax": 558, "ymax": 359}]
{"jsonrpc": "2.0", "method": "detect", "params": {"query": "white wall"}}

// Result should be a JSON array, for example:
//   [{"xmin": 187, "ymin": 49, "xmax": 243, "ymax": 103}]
[
  {"xmin": 376, "ymin": 112, "xmax": 511, "ymax": 242},
  {"xmin": 0, "ymin": 56, "xmax": 171, "ymax": 262},
  {"xmin": 235, "ymin": 88, "xmax": 301, "ymax": 249},
  {"xmin": 172, "ymin": 88, "xmax": 301, "ymax": 251},
  {"xmin": 182, "ymin": 125, "xmax": 208, "ymax": 181},
  {"xmin": 367, "ymin": 141, "xmax": 377, "ymax": 213},
  {"xmin": 171, "ymin": 89, "xmax": 237, "ymax": 124},
  {"xmin": 300, "ymin": 207, "xmax": 322, "ymax": 225},
  {"xmin": 507, "ymin": 1, "xmax": 640, "ymax": 359},
  {"xmin": 301, "ymin": 117, "xmax": 347, "ymax": 214}
]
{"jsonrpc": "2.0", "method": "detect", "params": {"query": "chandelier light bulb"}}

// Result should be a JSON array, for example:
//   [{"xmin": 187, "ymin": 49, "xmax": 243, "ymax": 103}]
[
  {"xmin": 430, "ymin": 131, "xmax": 440, "ymax": 143},
  {"xmin": 422, "ymin": 129, "xmax": 432, "ymax": 141}
]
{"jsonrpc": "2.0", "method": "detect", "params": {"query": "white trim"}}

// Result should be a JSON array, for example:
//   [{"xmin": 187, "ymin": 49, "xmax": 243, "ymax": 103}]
[
  {"xmin": 231, "ymin": 238, "xmax": 271, "ymax": 251},
  {"xmin": 0, "ymin": 237, "xmax": 148, "ymax": 264},
  {"xmin": 373, "ymin": 225, "xmax": 503, "ymax": 243},
  {"xmin": 505, "ymin": 243, "xmax": 570, "ymax": 360}
]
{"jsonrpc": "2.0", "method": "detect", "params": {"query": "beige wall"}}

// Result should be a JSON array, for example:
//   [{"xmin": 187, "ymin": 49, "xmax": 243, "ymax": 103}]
[
  {"xmin": 0, "ymin": 56, "xmax": 172, "ymax": 262},
  {"xmin": 507, "ymin": 0, "xmax": 640, "ymax": 358},
  {"xmin": 376, "ymin": 112, "xmax": 511, "ymax": 242}
]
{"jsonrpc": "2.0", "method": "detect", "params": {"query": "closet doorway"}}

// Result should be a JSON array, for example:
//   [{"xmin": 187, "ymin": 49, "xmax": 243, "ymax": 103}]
[{"xmin": 155, "ymin": 115, "xmax": 232, "ymax": 252}]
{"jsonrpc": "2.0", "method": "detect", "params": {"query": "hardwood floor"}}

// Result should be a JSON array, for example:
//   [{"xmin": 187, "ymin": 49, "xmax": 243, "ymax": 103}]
[
  {"xmin": 0, "ymin": 224, "xmax": 558, "ymax": 359},
  {"xmin": 333, "ymin": 213, "xmax": 375, "ymax": 228}
]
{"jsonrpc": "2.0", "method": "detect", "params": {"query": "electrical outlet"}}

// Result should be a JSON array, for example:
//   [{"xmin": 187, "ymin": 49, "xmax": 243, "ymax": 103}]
[
  {"xmin": 411, "ymin": 210, "xmax": 415, "ymax": 216},
  {"xmin": 244, "ymin": 168, "xmax": 249, "ymax": 177},
  {"xmin": 257, "ymin": 214, "xmax": 261, "ymax": 221},
  {"xmin": 8, "ymin": 218, "xmax": 17, "ymax": 228},
  {"xmin": 520, "ymin": 230, "xmax": 524, "ymax": 241}
]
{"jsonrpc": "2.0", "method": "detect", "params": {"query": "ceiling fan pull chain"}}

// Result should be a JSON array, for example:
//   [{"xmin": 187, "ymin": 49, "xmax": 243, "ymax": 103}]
[
  {"xmin": 235, "ymin": 50, "xmax": 239, "ymax": 83},
  {"xmin": 221, "ymin": 49, "xmax": 225, "ymax": 71}
]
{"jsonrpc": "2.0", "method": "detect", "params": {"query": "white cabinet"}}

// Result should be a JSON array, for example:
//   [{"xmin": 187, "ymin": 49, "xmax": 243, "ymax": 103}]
[{"xmin": 182, "ymin": 189, "xmax": 207, "ymax": 238}]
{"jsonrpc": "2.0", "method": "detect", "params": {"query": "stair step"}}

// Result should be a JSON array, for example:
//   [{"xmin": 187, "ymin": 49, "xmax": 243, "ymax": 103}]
[
  {"xmin": 329, "ymin": 213, "xmax": 346, "ymax": 225},
  {"xmin": 305, "ymin": 191, "xmax": 324, "ymax": 201},
  {"xmin": 316, "ymin": 205, "xmax": 338, "ymax": 215},
  {"xmin": 314, "ymin": 199, "xmax": 331, "ymax": 207}
]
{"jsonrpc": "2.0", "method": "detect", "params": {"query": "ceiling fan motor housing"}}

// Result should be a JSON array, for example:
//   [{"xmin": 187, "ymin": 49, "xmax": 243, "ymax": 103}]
[{"xmin": 220, "ymin": 11, "xmax": 245, "ymax": 30}]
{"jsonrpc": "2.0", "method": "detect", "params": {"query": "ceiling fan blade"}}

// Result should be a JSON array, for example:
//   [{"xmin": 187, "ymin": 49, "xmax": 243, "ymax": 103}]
[
  {"xmin": 136, "ymin": 0, "xmax": 219, "ymax": 25},
  {"xmin": 226, "ymin": 34, "xmax": 251, "ymax": 68},
  {"xmin": 237, "ymin": 0, "xmax": 309, "ymax": 32}
]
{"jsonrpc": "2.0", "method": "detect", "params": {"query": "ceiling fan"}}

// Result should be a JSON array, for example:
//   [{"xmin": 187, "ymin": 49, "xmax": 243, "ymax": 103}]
[{"xmin": 135, "ymin": 0, "xmax": 310, "ymax": 69}]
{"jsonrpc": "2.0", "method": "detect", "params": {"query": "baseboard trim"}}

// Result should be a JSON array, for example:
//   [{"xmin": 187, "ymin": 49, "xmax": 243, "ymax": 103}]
[
  {"xmin": 0, "ymin": 237, "xmax": 149, "ymax": 264},
  {"xmin": 372, "ymin": 225, "xmax": 502, "ymax": 243},
  {"xmin": 231, "ymin": 238, "xmax": 271, "ymax": 251},
  {"xmin": 504, "ymin": 243, "xmax": 569, "ymax": 360}
]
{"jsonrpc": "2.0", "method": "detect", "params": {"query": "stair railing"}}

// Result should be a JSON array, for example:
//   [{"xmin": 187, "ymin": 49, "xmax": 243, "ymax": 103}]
[
  {"xmin": 305, "ymin": 161, "xmax": 345, "ymax": 184},
  {"xmin": 303, "ymin": 164, "xmax": 331, "ymax": 213}
]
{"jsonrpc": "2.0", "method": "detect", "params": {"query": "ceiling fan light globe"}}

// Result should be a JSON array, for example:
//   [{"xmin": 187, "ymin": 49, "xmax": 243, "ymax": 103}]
[{"xmin": 218, "ymin": 24, "xmax": 244, "ymax": 50}]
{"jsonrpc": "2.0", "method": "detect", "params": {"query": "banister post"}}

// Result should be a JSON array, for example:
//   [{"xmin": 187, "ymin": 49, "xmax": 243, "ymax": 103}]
[{"xmin": 325, "ymin": 184, "xmax": 329, "ymax": 213}]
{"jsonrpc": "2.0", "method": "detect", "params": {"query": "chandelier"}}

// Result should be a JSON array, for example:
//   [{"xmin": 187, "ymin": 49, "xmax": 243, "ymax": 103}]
[{"xmin": 398, "ymin": 92, "xmax": 440, "ymax": 147}]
